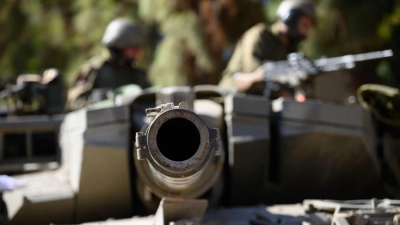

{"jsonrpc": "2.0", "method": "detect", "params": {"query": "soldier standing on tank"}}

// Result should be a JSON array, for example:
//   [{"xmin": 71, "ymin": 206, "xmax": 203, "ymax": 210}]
[
  {"xmin": 67, "ymin": 18, "xmax": 150, "ymax": 110},
  {"xmin": 219, "ymin": 0, "xmax": 316, "ymax": 97}
]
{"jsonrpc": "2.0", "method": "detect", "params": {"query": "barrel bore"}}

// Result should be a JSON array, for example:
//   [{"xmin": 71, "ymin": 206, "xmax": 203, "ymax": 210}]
[
  {"xmin": 134, "ymin": 102, "xmax": 223, "ymax": 199},
  {"xmin": 156, "ymin": 118, "xmax": 200, "ymax": 161}
]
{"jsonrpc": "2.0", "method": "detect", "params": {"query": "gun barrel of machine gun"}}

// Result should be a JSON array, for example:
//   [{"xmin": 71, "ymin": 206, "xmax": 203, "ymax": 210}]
[
  {"xmin": 313, "ymin": 49, "xmax": 393, "ymax": 73},
  {"xmin": 261, "ymin": 49, "xmax": 393, "ymax": 82},
  {"xmin": 134, "ymin": 102, "xmax": 223, "ymax": 199}
]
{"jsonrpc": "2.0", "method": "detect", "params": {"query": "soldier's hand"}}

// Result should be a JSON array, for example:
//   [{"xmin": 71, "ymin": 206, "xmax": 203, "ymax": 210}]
[
  {"xmin": 0, "ymin": 175, "xmax": 25, "ymax": 191},
  {"xmin": 233, "ymin": 67, "xmax": 264, "ymax": 92}
]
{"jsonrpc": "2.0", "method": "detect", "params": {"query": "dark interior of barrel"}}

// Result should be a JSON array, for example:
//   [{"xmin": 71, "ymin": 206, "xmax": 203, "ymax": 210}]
[{"xmin": 157, "ymin": 118, "xmax": 200, "ymax": 161}]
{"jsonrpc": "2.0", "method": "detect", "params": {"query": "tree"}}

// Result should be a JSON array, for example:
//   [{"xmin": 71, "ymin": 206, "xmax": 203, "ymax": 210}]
[
  {"xmin": 0, "ymin": 0, "xmax": 140, "ymax": 86},
  {"xmin": 139, "ymin": 0, "xmax": 265, "ymax": 87}
]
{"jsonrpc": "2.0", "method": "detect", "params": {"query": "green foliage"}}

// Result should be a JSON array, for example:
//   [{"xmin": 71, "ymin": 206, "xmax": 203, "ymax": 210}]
[
  {"xmin": 265, "ymin": 0, "xmax": 281, "ymax": 23},
  {"xmin": 0, "ymin": 0, "xmax": 398, "ymax": 89},
  {"xmin": 299, "ymin": 0, "xmax": 400, "ymax": 88},
  {"xmin": 138, "ymin": 0, "xmax": 173, "ymax": 23},
  {"xmin": 139, "ymin": 0, "xmax": 213, "ymax": 87},
  {"xmin": 302, "ymin": 0, "xmax": 397, "ymax": 57},
  {"xmin": 0, "ymin": 0, "xmax": 139, "ymax": 86},
  {"xmin": 378, "ymin": 6, "xmax": 400, "ymax": 40}
]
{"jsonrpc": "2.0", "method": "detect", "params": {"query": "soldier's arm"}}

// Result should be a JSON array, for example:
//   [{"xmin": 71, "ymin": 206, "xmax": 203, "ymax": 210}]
[
  {"xmin": 218, "ymin": 40, "xmax": 244, "ymax": 88},
  {"xmin": 219, "ymin": 25, "xmax": 266, "ymax": 92}
]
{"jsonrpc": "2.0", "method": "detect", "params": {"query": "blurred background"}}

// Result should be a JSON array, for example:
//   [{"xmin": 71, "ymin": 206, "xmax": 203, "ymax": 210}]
[{"xmin": 0, "ymin": 0, "xmax": 399, "ymax": 91}]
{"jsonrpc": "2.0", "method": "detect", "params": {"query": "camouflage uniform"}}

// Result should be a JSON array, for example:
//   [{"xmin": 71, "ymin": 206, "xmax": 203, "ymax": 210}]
[
  {"xmin": 219, "ymin": 0, "xmax": 316, "ymax": 95},
  {"xmin": 67, "ymin": 18, "xmax": 149, "ymax": 110},
  {"xmin": 67, "ymin": 53, "xmax": 149, "ymax": 110},
  {"xmin": 218, "ymin": 23, "xmax": 289, "ymax": 95}
]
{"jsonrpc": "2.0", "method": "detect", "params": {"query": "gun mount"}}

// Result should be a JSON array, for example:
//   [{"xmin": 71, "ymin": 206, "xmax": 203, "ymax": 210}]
[
  {"xmin": 0, "ymin": 68, "xmax": 65, "ymax": 174},
  {"xmin": 135, "ymin": 102, "xmax": 223, "ymax": 201},
  {"xmin": 0, "ymin": 68, "xmax": 65, "ymax": 116}
]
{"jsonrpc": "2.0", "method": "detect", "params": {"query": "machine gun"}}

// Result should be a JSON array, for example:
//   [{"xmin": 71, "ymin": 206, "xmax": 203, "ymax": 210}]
[
  {"xmin": 261, "ymin": 50, "xmax": 393, "ymax": 97},
  {"xmin": 0, "ymin": 68, "xmax": 65, "ymax": 116}
]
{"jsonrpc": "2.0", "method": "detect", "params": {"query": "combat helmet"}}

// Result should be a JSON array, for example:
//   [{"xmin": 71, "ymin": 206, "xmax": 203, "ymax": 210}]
[
  {"xmin": 276, "ymin": 0, "xmax": 316, "ymax": 46},
  {"xmin": 101, "ymin": 18, "xmax": 145, "ymax": 49},
  {"xmin": 276, "ymin": 0, "xmax": 316, "ymax": 25}
]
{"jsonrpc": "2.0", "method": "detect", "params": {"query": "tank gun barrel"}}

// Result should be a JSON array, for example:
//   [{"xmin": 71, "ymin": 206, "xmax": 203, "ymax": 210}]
[{"xmin": 135, "ymin": 102, "xmax": 222, "ymax": 198}]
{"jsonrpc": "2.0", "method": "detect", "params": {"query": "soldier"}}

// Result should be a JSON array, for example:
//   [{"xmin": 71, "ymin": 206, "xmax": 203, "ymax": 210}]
[
  {"xmin": 67, "ymin": 18, "xmax": 150, "ymax": 110},
  {"xmin": 218, "ymin": 0, "xmax": 316, "ymax": 97}
]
